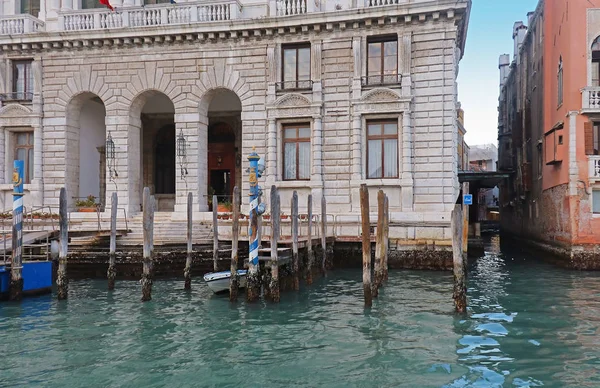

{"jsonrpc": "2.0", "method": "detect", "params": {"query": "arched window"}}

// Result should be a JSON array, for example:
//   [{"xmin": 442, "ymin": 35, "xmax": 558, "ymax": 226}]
[
  {"xmin": 592, "ymin": 36, "xmax": 600, "ymax": 86},
  {"xmin": 558, "ymin": 56, "xmax": 563, "ymax": 106}
]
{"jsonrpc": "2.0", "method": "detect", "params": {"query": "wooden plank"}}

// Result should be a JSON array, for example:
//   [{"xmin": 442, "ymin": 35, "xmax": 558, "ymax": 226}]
[
  {"xmin": 373, "ymin": 189, "xmax": 384, "ymax": 297},
  {"xmin": 57, "ymin": 187, "xmax": 69, "ymax": 300},
  {"xmin": 383, "ymin": 194, "xmax": 389, "ymax": 282},
  {"xmin": 306, "ymin": 193, "xmax": 314, "ymax": 285},
  {"xmin": 452, "ymin": 204, "xmax": 466, "ymax": 313},
  {"xmin": 141, "ymin": 187, "xmax": 154, "ymax": 302},
  {"xmin": 291, "ymin": 191, "xmax": 299, "ymax": 290},
  {"xmin": 360, "ymin": 184, "xmax": 372, "ymax": 308},
  {"xmin": 212, "ymin": 194, "xmax": 218, "ymax": 272},
  {"xmin": 107, "ymin": 192, "xmax": 117, "ymax": 290},
  {"xmin": 321, "ymin": 194, "xmax": 327, "ymax": 275},
  {"xmin": 229, "ymin": 186, "xmax": 240, "ymax": 301},
  {"xmin": 270, "ymin": 185, "xmax": 280, "ymax": 302},
  {"xmin": 184, "ymin": 192, "xmax": 193, "ymax": 290}
]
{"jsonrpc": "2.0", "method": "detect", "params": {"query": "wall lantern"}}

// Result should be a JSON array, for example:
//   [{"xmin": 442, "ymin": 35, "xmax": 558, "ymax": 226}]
[
  {"xmin": 106, "ymin": 132, "xmax": 118, "ymax": 179},
  {"xmin": 177, "ymin": 129, "xmax": 188, "ymax": 177}
]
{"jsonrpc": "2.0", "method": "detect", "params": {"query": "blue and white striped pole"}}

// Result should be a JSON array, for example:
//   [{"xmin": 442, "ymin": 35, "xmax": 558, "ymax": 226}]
[
  {"xmin": 9, "ymin": 160, "xmax": 24, "ymax": 300},
  {"xmin": 247, "ymin": 147, "xmax": 262, "ymax": 302}
]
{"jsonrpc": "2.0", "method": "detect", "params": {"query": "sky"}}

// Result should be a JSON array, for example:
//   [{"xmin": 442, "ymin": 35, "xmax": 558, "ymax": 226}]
[{"xmin": 457, "ymin": 0, "xmax": 540, "ymax": 147}]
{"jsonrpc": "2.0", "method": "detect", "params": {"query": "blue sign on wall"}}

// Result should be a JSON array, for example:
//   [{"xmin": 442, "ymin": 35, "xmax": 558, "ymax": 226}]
[{"xmin": 464, "ymin": 194, "xmax": 473, "ymax": 205}]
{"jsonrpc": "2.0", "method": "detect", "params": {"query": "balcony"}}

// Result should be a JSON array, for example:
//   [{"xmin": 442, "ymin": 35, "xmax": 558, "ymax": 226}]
[
  {"xmin": 0, "ymin": 92, "xmax": 33, "ymax": 104},
  {"xmin": 590, "ymin": 156, "xmax": 600, "ymax": 181},
  {"xmin": 59, "ymin": 0, "xmax": 241, "ymax": 31},
  {"xmin": 0, "ymin": 15, "xmax": 44, "ymax": 35},
  {"xmin": 275, "ymin": 80, "xmax": 313, "ymax": 92},
  {"xmin": 361, "ymin": 74, "xmax": 402, "ymax": 88},
  {"xmin": 582, "ymin": 86, "xmax": 600, "ymax": 113}
]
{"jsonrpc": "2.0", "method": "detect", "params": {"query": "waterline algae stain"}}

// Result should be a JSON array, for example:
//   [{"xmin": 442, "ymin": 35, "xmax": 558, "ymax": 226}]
[{"xmin": 2, "ymin": 238, "xmax": 600, "ymax": 387}]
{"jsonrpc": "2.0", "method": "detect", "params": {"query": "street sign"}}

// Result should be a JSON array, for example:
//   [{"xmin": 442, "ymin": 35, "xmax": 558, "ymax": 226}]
[{"xmin": 463, "ymin": 194, "xmax": 473, "ymax": 205}]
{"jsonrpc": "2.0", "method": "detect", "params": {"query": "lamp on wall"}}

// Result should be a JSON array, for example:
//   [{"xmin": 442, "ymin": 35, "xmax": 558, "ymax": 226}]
[
  {"xmin": 106, "ymin": 132, "xmax": 118, "ymax": 180},
  {"xmin": 177, "ymin": 129, "xmax": 188, "ymax": 177}
]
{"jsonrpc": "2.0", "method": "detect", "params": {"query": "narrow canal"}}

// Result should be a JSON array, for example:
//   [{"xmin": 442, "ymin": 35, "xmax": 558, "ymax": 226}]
[{"xmin": 1, "ymin": 236, "xmax": 599, "ymax": 387}]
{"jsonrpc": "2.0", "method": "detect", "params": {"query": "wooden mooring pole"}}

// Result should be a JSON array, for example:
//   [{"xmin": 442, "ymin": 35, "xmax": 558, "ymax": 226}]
[
  {"xmin": 360, "ymin": 184, "xmax": 372, "ymax": 308},
  {"xmin": 184, "ymin": 192, "xmax": 193, "ymax": 290},
  {"xmin": 452, "ymin": 204, "xmax": 466, "ymax": 313},
  {"xmin": 246, "ymin": 149, "xmax": 262, "ymax": 302},
  {"xmin": 373, "ymin": 190, "xmax": 385, "ymax": 297},
  {"xmin": 9, "ymin": 160, "xmax": 25, "ymax": 300},
  {"xmin": 291, "ymin": 191, "xmax": 299, "ymax": 291},
  {"xmin": 212, "ymin": 194, "xmax": 219, "ymax": 272},
  {"xmin": 383, "ymin": 194, "xmax": 389, "ymax": 282},
  {"xmin": 306, "ymin": 194, "xmax": 314, "ymax": 285},
  {"xmin": 57, "ymin": 187, "xmax": 69, "ymax": 300},
  {"xmin": 107, "ymin": 192, "xmax": 118, "ymax": 290},
  {"xmin": 321, "ymin": 195, "xmax": 327, "ymax": 275},
  {"xmin": 229, "ymin": 186, "xmax": 240, "ymax": 301},
  {"xmin": 462, "ymin": 182, "xmax": 469, "ymax": 277},
  {"xmin": 270, "ymin": 186, "xmax": 280, "ymax": 302},
  {"xmin": 141, "ymin": 187, "xmax": 154, "ymax": 302}
]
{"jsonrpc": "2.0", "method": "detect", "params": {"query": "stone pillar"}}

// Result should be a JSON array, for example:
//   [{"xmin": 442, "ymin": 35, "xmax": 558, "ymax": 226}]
[
  {"xmin": 96, "ymin": 146, "xmax": 106, "ymax": 211},
  {"xmin": 266, "ymin": 118, "xmax": 277, "ymax": 184},
  {"xmin": 197, "ymin": 118, "xmax": 208, "ymax": 212},
  {"xmin": 266, "ymin": 45, "xmax": 277, "ymax": 104},
  {"xmin": 400, "ymin": 33, "xmax": 412, "ymax": 96},
  {"xmin": 61, "ymin": 0, "xmax": 73, "ymax": 11},
  {"xmin": 311, "ymin": 115, "xmax": 323, "ymax": 182},
  {"xmin": 123, "ymin": 0, "xmax": 135, "ymax": 6},
  {"xmin": 33, "ymin": 124, "xmax": 43, "ymax": 184},
  {"xmin": 49, "ymin": 0, "xmax": 61, "ymax": 18},
  {"xmin": 0, "ymin": 128, "xmax": 5, "ymax": 184},
  {"xmin": 111, "ymin": 0, "xmax": 123, "ymax": 7},
  {"xmin": 352, "ymin": 36, "xmax": 362, "ymax": 99},
  {"xmin": 401, "ymin": 112, "xmax": 414, "ymax": 211},
  {"xmin": 311, "ymin": 40, "xmax": 322, "ymax": 103},
  {"xmin": 351, "ymin": 113, "xmax": 361, "ymax": 180},
  {"xmin": 175, "ymin": 112, "xmax": 200, "ymax": 213}
]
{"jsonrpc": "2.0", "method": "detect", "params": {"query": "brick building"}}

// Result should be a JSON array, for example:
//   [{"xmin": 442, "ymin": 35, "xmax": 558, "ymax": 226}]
[{"xmin": 0, "ymin": 0, "xmax": 470, "ymax": 252}]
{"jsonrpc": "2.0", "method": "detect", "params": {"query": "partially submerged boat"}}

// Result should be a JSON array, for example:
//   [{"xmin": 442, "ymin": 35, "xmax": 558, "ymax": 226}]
[
  {"xmin": 0, "ymin": 261, "xmax": 53, "ymax": 300},
  {"xmin": 203, "ymin": 269, "xmax": 247, "ymax": 294}
]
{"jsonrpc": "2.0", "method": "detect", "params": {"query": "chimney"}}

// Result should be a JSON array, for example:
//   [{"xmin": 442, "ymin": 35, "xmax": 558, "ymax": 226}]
[
  {"xmin": 513, "ymin": 21, "xmax": 528, "ymax": 62},
  {"xmin": 527, "ymin": 11, "xmax": 534, "ymax": 25},
  {"xmin": 499, "ymin": 54, "xmax": 510, "ymax": 89}
]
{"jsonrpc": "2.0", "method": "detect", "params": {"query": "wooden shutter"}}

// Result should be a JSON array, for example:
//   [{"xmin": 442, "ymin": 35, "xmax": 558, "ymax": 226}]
[{"xmin": 585, "ymin": 121, "xmax": 594, "ymax": 155}]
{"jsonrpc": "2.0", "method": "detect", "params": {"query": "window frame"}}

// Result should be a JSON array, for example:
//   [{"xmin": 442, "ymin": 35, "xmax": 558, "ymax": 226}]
[
  {"xmin": 20, "ymin": 0, "xmax": 40, "ymax": 16},
  {"xmin": 366, "ymin": 35, "xmax": 399, "ymax": 86},
  {"xmin": 281, "ymin": 43, "xmax": 312, "ymax": 91},
  {"xmin": 282, "ymin": 123, "xmax": 311, "ymax": 181},
  {"xmin": 557, "ymin": 57, "xmax": 563, "ymax": 107},
  {"xmin": 13, "ymin": 131, "xmax": 34, "ymax": 184},
  {"xmin": 366, "ymin": 119, "xmax": 399, "ymax": 179},
  {"xmin": 12, "ymin": 59, "xmax": 33, "ymax": 101},
  {"xmin": 593, "ymin": 189, "xmax": 600, "ymax": 215}
]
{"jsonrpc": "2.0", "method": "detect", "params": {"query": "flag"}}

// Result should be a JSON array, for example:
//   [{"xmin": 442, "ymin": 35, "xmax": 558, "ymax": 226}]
[{"xmin": 99, "ymin": 0, "xmax": 114, "ymax": 10}]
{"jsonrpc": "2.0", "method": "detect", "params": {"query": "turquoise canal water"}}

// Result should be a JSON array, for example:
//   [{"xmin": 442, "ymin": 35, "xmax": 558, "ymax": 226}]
[{"xmin": 1, "ymin": 237, "xmax": 600, "ymax": 387}]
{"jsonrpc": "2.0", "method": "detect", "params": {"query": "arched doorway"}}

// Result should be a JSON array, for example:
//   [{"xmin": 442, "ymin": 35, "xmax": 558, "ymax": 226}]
[
  {"xmin": 206, "ymin": 89, "xmax": 242, "ymax": 210},
  {"xmin": 65, "ymin": 93, "xmax": 106, "ymax": 210},
  {"xmin": 140, "ymin": 93, "xmax": 175, "ymax": 211}
]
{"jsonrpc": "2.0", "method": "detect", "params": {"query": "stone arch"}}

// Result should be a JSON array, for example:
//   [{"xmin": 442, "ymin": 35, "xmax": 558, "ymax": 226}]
[
  {"xmin": 0, "ymin": 103, "xmax": 33, "ymax": 116},
  {"xmin": 64, "ymin": 92, "xmax": 107, "ymax": 209},
  {"xmin": 360, "ymin": 88, "xmax": 401, "ymax": 102},
  {"xmin": 273, "ymin": 93, "xmax": 312, "ymax": 107},
  {"xmin": 57, "ymin": 65, "xmax": 111, "ymax": 113},
  {"xmin": 195, "ymin": 59, "xmax": 252, "ymax": 115}
]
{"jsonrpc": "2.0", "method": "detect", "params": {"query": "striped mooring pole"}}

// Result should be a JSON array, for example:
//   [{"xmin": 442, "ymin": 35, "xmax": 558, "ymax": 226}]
[
  {"xmin": 246, "ymin": 147, "xmax": 264, "ymax": 302},
  {"xmin": 9, "ymin": 160, "xmax": 24, "ymax": 301}
]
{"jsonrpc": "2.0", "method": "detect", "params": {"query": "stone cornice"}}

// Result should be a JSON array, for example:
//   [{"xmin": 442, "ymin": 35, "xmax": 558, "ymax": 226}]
[{"xmin": 0, "ymin": 0, "xmax": 469, "ymax": 53}]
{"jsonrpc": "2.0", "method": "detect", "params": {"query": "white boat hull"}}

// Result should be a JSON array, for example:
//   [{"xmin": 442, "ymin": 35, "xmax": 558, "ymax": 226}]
[{"xmin": 203, "ymin": 270, "xmax": 247, "ymax": 294}]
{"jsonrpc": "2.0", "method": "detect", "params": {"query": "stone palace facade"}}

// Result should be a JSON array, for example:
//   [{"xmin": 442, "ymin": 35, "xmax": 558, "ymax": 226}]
[{"xmin": 0, "ymin": 0, "xmax": 470, "ymax": 246}]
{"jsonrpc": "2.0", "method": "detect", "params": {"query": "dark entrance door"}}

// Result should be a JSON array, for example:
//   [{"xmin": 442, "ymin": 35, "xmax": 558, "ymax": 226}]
[{"xmin": 155, "ymin": 125, "xmax": 176, "ymax": 194}]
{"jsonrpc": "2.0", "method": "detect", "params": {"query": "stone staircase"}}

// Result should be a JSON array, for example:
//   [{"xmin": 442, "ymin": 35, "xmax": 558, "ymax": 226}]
[{"xmin": 117, "ymin": 212, "xmax": 214, "ymax": 246}]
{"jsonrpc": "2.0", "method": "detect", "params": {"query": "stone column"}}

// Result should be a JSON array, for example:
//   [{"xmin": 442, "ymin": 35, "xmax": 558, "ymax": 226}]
[
  {"xmin": 266, "ymin": 45, "xmax": 277, "ymax": 104},
  {"xmin": 266, "ymin": 118, "xmax": 277, "ymax": 184},
  {"xmin": 401, "ymin": 112, "xmax": 414, "ymax": 211},
  {"xmin": 311, "ymin": 40, "xmax": 322, "ymax": 103},
  {"xmin": 400, "ymin": 33, "xmax": 412, "ymax": 96},
  {"xmin": 352, "ymin": 36, "xmax": 362, "ymax": 99},
  {"xmin": 33, "ymin": 124, "xmax": 43, "ymax": 183},
  {"xmin": 0, "ymin": 128, "xmax": 5, "ymax": 184},
  {"xmin": 61, "ymin": 0, "xmax": 73, "ymax": 11},
  {"xmin": 197, "ymin": 118, "xmax": 208, "ymax": 212},
  {"xmin": 351, "ymin": 113, "xmax": 361, "ymax": 180},
  {"xmin": 174, "ymin": 113, "xmax": 200, "ymax": 213},
  {"xmin": 123, "ymin": 0, "xmax": 135, "ymax": 6},
  {"xmin": 111, "ymin": 0, "xmax": 123, "ymax": 7},
  {"xmin": 311, "ymin": 115, "xmax": 323, "ymax": 182}
]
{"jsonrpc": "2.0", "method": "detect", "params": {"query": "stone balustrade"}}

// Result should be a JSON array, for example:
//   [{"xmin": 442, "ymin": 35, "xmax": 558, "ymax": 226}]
[
  {"xmin": 590, "ymin": 156, "xmax": 600, "ymax": 181},
  {"xmin": 582, "ymin": 86, "xmax": 600, "ymax": 113},
  {"xmin": 60, "ymin": 0, "xmax": 241, "ymax": 31},
  {"xmin": 0, "ymin": 15, "xmax": 45, "ymax": 35}
]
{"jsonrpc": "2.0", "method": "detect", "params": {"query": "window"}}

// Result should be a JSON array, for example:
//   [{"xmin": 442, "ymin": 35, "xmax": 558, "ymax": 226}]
[
  {"xmin": 283, "ymin": 124, "xmax": 310, "ymax": 180},
  {"xmin": 144, "ymin": 0, "xmax": 170, "ymax": 4},
  {"xmin": 594, "ymin": 190, "xmax": 600, "ymax": 214},
  {"xmin": 592, "ymin": 37, "xmax": 600, "ymax": 86},
  {"xmin": 14, "ymin": 132, "xmax": 34, "ymax": 184},
  {"xmin": 536, "ymin": 142, "xmax": 543, "ymax": 178},
  {"xmin": 557, "ymin": 57, "xmax": 563, "ymax": 106},
  {"xmin": 82, "ymin": 0, "xmax": 103, "ymax": 8},
  {"xmin": 282, "ymin": 44, "xmax": 311, "ymax": 90},
  {"xmin": 20, "ymin": 0, "xmax": 40, "ymax": 16},
  {"xmin": 366, "ymin": 36, "xmax": 398, "ymax": 86},
  {"xmin": 12, "ymin": 60, "xmax": 33, "ymax": 101},
  {"xmin": 367, "ymin": 120, "xmax": 398, "ymax": 179}
]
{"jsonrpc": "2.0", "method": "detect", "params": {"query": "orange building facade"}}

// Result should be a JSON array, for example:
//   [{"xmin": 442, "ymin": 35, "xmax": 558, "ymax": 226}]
[{"xmin": 498, "ymin": 0, "xmax": 600, "ymax": 268}]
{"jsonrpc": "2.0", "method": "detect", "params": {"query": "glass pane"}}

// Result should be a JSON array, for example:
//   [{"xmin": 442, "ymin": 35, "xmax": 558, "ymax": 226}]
[
  {"xmin": 284, "ymin": 128, "xmax": 296, "ymax": 139},
  {"xmin": 594, "ymin": 62, "xmax": 600, "ymax": 87},
  {"xmin": 368, "ymin": 123, "xmax": 381, "ymax": 136},
  {"xmin": 594, "ymin": 190, "xmax": 600, "ymax": 213},
  {"xmin": 299, "ymin": 127, "xmax": 310, "ymax": 138},
  {"xmin": 368, "ymin": 42, "xmax": 381, "ymax": 58},
  {"xmin": 384, "ymin": 123, "xmax": 397, "ymax": 135},
  {"xmin": 16, "ymin": 148, "xmax": 26, "ymax": 162},
  {"xmin": 28, "ymin": 149, "xmax": 34, "ymax": 182},
  {"xmin": 384, "ymin": 55, "xmax": 398, "ymax": 74},
  {"xmin": 15, "ymin": 63, "xmax": 25, "ymax": 94},
  {"xmin": 384, "ymin": 40, "xmax": 397, "ymax": 56},
  {"xmin": 368, "ymin": 140, "xmax": 382, "ymax": 179},
  {"xmin": 383, "ymin": 139, "xmax": 398, "ymax": 178},
  {"xmin": 298, "ymin": 48, "xmax": 311, "ymax": 80},
  {"xmin": 283, "ymin": 49, "xmax": 297, "ymax": 81},
  {"xmin": 16, "ymin": 133, "xmax": 28, "ymax": 145},
  {"xmin": 298, "ymin": 141, "xmax": 310, "ymax": 180},
  {"xmin": 26, "ymin": 63, "xmax": 33, "ymax": 95},
  {"xmin": 82, "ymin": 0, "xmax": 101, "ymax": 9},
  {"xmin": 368, "ymin": 57, "xmax": 381, "ymax": 76},
  {"xmin": 284, "ymin": 142, "xmax": 297, "ymax": 180}
]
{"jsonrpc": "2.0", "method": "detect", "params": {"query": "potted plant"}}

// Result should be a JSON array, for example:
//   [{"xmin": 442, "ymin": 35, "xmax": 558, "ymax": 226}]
[
  {"xmin": 281, "ymin": 212, "xmax": 289, "ymax": 220},
  {"xmin": 263, "ymin": 214, "xmax": 271, "ymax": 220},
  {"xmin": 75, "ymin": 195, "xmax": 98, "ymax": 212},
  {"xmin": 217, "ymin": 200, "xmax": 232, "ymax": 213}
]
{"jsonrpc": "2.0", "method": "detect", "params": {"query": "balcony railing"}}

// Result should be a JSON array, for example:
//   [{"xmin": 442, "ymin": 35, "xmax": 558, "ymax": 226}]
[
  {"xmin": 361, "ymin": 74, "xmax": 402, "ymax": 87},
  {"xmin": 276, "ymin": 0, "xmax": 307, "ymax": 15},
  {"xmin": 0, "ymin": 15, "xmax": 44, "ymax": 35},
  {"xmin": 590, "ymin": 156, "xmax": 600, "ymax": 180},
  {"xmin": 60, "ymin": 0, "xmax": 241, "ymax": 31},
  {"xmin": 275, "ymin": 80, "xmax": 313, "ymax": 92},
  {"xmin": 365, "ymin": 0, "xmax": 400, "ymax": 6},
  {"xmin": 582, "ymin": 86, "xmax": 600, "ymax": 112},
  {"xmin": 0, "ymin": 92, "xmax": 33, "ymax": 103}
]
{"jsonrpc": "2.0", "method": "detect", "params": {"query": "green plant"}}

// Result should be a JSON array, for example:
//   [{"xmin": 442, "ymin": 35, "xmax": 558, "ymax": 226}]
[
  {"xmin": 75, "ymin": 194, "xmax": 97, "ymax": 208},
  {"xmin": 218, "ymin": 200, "xmax": 232, "ymax": 211}
]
